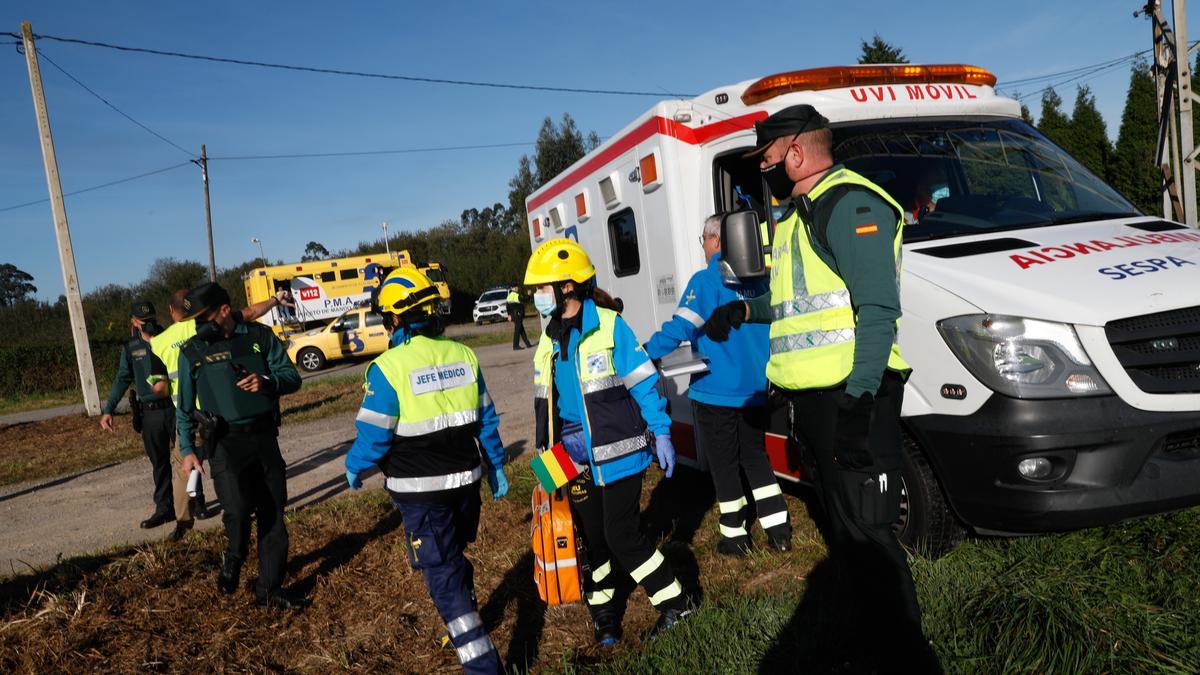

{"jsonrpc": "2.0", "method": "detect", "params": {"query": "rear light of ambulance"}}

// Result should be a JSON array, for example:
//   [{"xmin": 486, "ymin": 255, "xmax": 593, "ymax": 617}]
[
  {"xmin": 740, "ymin": 64, "xmax": 997, "ymax": 105},
  {"xmin": 575, "ymin": 190, "xmax": 589, "ymax": 222},
  {"xmin": 531, "ymin": 217, "xmax": 542, "ymax": 240},
  {"xmin": 640, "ymin": 151, "xmax": 662, "ymax": 193}
]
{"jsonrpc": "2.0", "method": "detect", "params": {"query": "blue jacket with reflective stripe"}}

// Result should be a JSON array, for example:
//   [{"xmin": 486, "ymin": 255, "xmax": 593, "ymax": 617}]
[
  {"xmin": 345, "ymin": 328, "xmax": 504, "ymax": 476},
  {"xmin": 551, "ymin": 299, "xmax": 671, "ymax": 485},
  {"xmin": 645, "ymin": 253, "xmax": 770, "ymax": 408}
]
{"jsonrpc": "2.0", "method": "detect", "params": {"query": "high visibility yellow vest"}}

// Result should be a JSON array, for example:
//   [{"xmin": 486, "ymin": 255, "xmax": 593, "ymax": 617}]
[
  {"xmin": 150, "ymin": 319, "xmax": 196, "ymax": 407},
  {"xmin": 533, "ymin": 306, "xmax": 651, "ymax": 473},
  {"xmin": 766, "ymin": 168, "xmax": 909, "ymax": 390},
  {"xmin": 371, "ymin": 335, "xmax": 482, "ymax": 438}
]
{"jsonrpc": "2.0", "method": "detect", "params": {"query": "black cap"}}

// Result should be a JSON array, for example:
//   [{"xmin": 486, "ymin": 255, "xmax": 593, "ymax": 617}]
[
  {"xmin": 181, "ymin": 282, "xmax": 231, "ymax": 319},
  {"xmin": 744, "ymin": 104, "xmax": 830, "ymax": 157},
  {"xmin": 131, "ymin": 299, "xmax": 156, "ymax": 320}
]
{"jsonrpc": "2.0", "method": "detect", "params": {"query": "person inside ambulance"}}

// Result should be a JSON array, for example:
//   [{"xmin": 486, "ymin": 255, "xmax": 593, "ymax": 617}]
[
  {"xmin": 343, "ymin": 268, "xmax": 508, "ymax": 675},
  {"xmin": 525, "ymin": 238, "xmax": 693, "ymax": 646},
  {"xmin": 907, "ymin": 164, "xmax": 950, "ymax": 225},
  {"xmin": 642, "ymin": 214, "xmax": 792, "ymax": 557}
]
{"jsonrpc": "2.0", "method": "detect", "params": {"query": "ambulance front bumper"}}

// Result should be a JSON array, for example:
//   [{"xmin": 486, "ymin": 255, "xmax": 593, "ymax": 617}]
[{"xmin": 907, "ymin": 393, "xmax": 1200, "ymax": 535}]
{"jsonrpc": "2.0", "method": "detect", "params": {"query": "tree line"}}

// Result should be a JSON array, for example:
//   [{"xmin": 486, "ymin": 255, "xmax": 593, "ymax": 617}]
[{"xmin": 0, "ymin": 36, "xmax": 1185, "ymax": 397}]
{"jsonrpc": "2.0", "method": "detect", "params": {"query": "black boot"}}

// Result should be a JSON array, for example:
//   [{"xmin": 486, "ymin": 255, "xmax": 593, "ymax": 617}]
[
  {"xmin": 592, "ymin": 610, "xmax": 623, "ymax": 647},
  {"xmin": 140, "ymin": 511, "xmax": 174, "ymax": 529},
  {"xmin": 645, "ymin": 600, "xmax": 696, "ymax": 641},
  {"xmin": 716, "ymin": 536, "xmax": 751, "ymax": 557},
  {"xmin": 216, "ymin": 554, "xmax": 241, "ymax": 594}
]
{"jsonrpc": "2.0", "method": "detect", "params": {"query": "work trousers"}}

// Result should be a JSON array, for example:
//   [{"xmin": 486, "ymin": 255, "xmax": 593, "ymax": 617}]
[
  {"xmin": 692, "ymin": 401, "xmax": 790, "ymax": 547},
  {"xmin": 510, "ymin": 310, "xmax": 532, "ymax": 349},
  {"xmin": 140, "ymin": 406, "xmax": 175, "ymax": 517},
  {"xmin": 567, "ymin": 470, "xmax": 686, "ymax": 623},
  {"xmin": 787, "ymin": 373, "xmax": 922, "ymax": 626},
  {"xmin": 208, "ymin": 429, "xmax": 289, "ymax": 600},
  {"xmin": 394, "ymin": 488, "xmax": 502, "ymax": 675}
]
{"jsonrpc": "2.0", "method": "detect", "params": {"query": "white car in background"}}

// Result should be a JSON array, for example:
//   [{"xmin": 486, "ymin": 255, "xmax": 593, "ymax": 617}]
[{"xmin": 472, "ymin": 287, "xmax": 510, "ymax": 325}]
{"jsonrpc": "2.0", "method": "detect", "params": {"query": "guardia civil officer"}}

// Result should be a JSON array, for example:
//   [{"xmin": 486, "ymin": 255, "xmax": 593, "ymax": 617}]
[
  {"xmin": 344, "ymin": 268, "xmax": 508, "ymax": 674},
  {"xmin": 175, "ymin": 282, "xmax": 305, "ymax": 610},
  {"xmin": 643, "ymin": 215, "xmax": 791, "ymax": 556},
  {"xmin": 99, "ymin": 300, "xmax": 181, "ymax": 535},
  {"xmin": 151, "ymin": 288, "xmax": 288, "ymax": 526},
  {"xmin": 703, "ymin": 105, "xmax": 936, "ymax": 668},
  {"xmin": 526, "ymin": 239, "xmax": 690, "ymax": 647},
  {"xmin": 506, "ymin": 286, "xmax": 533, "ymax": 350}
]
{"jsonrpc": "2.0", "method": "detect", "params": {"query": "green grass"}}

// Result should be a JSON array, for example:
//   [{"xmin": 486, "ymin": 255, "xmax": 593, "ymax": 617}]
[
  {"xmin": 0, "ymin": 390, "xmax": 82, "ymax": 417},
  {"xmin": 456, "ymin": 328, "xmax": 543, "ymax": 350},
  {"xmin": 589, "ymin": 509, "xmax": 1200, "ymax": 674}
]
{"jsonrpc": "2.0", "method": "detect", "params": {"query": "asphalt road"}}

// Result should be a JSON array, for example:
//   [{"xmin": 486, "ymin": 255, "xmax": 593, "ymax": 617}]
[{"xmin": 0, "ymin": 341, "xmax": 537, "ymax": 573}]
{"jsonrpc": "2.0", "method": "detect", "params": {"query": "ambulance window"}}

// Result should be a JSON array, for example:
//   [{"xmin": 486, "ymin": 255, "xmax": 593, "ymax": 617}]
[
  {"xmin": 339, "ymin": 269, "xmax": 359, "ymax": 281},
  {"xmin": 712, "ymin": 150, "xmax": 777, "ymax": 225},
  {"xmin": 319, "ymin": 271, "xmax": 336, "ymax": 283},
  {"xmin": 607, "ymin": 208, "xmax": 641, "ymax": 277}
]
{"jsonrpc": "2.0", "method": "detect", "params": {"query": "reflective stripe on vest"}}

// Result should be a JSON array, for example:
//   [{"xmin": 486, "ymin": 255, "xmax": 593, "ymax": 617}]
[
  {"xmin": 370, "ymin": 335, "xmax": 482, "ymax": 439},
  {"xmin": 532, "ymin": 306, "xmax": 650, "ymax": 465},
  {"xmin": 766, "ymin": 168, "xmax": 909, "ymax": 390},
  {"xmin": 384, "ymin": 465, "xmax": 482, "ymax": 493}
]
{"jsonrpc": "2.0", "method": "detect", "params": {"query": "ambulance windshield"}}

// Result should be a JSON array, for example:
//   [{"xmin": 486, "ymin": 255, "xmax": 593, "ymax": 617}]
[
  {"xmin": 833, "ymin": 118, "xmax": 1138, "ymax": 242},
  {"xmin": 713, "ymin": 118, "xmax": 1138, "ymax": 244}
]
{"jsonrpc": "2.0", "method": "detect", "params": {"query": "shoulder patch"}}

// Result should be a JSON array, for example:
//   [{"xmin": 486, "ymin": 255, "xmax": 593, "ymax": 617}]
[{"xmin": 855, "ymin": 223, "xmax": 879, "ymax": 236}]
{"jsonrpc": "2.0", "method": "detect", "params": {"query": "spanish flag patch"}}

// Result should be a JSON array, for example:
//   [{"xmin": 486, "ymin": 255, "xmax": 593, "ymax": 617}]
[{"xmin": 855, "ymin": 223, "xmax": 879, "ymax": 236}]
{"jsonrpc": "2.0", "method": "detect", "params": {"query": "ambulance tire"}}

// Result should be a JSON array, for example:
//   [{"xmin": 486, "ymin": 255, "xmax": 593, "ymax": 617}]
[
  {"xmin": 895, "ymin": 432, "xmax": 964, "ymax": 559},
  {"xmin": 297, "ymin": 347, "xmax": 326, "ymax": 372}
]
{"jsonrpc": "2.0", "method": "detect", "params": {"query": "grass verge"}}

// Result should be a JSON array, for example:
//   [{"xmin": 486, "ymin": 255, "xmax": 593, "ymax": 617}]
[{"xmin": 0, "ymin": 390, "xmax": 82, "ymax": 417}]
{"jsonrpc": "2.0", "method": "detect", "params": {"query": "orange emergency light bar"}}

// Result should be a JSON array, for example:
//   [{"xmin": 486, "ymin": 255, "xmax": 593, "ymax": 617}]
[{"xmin": 741, "ymin": 64, "xmax": 997, "ymax": 105}]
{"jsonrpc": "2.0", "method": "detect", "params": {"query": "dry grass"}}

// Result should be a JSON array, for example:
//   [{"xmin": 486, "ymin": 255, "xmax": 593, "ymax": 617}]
[
  {"xmin": 0, "ymin": 464, "xmax": 822, "ymax": 673},
  {"xmin": 0, "ymin": 414, "xmax": 143, "ymax": 487},
  {"xmin": 0, "ymin": 378, "xmax": 363, "ymax": 488}
]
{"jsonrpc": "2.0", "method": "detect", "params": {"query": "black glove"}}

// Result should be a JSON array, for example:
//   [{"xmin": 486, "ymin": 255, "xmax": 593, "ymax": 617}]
[
  {"xmin": 834, "ymin": 392, "xmax": 875, "ymax": 469},
  {"xmin": 703, "ymin": 301, "xmax": 747, "ymax": 342}
]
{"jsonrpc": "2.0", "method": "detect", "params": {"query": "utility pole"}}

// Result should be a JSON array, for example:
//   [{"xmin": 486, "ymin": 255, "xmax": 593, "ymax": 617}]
[
  {"xmin": 20, "ymin": 22, "xmax": 101, "ymax": 416},
  {"xmin": 1146, "ymin": 0, "xmax": 1199, "ymax": 226},
  {"xmin": 198, "ymin": 144, "xmax": 216, "ymax": 281}
]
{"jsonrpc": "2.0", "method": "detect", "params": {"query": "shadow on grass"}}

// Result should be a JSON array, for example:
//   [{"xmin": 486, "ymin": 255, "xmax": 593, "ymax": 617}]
[
  {"xmin": 282, "ymin": 393, "xmax": 350, "ymax": 418},
  {"xmin": 480, "ymin": 550, "xmax": 546, "ymax": 673},
  {"xmin": 757, "ymin": 484, "xmax": 941, "ymax": 674},
  {"xmin": 285, "ymin": 504, "xmax": 404, "ymax": 597},
  {"xmin": 642, "ymin": 466, "xmax": 714, "ymax": 606}
]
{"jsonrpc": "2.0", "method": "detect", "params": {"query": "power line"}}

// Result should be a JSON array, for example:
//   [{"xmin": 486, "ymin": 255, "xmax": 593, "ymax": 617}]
[
  {"xmin": 0, "ymin": 162, "xmax": 192, "ymax": 214},
  {"xmin": 34, "ymin": 49, "xmax": 195, "ymax": 158},
  {"xmin": 997, "ymin": 50, "xmax": 1149, "ymax": 89},
  {"xmin": 207, "ymin": 141, "xmax": 533, "ymax": 161},
  {"xmin": 3, "ymin": 31, "xmax": 696, "ymax": 98}
]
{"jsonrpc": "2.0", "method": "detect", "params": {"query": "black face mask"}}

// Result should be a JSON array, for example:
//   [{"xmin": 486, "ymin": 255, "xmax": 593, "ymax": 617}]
[
  {"xmin": 195, "ymin": 318, "xmax": 222, "ymax": 342},
  {"xmin": 761, "ymin": 151, "xmax": 797, "ymax": 203}
]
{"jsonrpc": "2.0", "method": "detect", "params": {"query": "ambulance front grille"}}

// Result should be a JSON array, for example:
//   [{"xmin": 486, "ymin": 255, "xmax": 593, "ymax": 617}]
[{"xmin": 1105, "ymin": 306, "xmax": 1200, "ymax": 394}]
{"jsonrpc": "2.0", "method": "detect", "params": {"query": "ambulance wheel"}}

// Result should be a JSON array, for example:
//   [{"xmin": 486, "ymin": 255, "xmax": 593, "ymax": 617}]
[
  {"xmin": 297, "ymin": 348, "xmax": 326, "ymax": 372},
  {"xmin": 895, "ymin": 432, "xmax": 964, "ymax": 559}
]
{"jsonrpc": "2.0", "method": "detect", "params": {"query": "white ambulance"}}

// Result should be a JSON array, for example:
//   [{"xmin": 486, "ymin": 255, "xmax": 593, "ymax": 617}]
[{"xmin": 525, "ymin": 64, "xmax": 1200, "ymax": 555}]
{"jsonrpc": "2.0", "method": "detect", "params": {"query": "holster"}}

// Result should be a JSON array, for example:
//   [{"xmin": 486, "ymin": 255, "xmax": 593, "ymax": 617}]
[
  {"xmin": 190, "ymin": 409, "xmax": 226, "ymax": 462},
  {"xmin": 128, "ymin": 391, "xmax": 143, "ymax": 433}
]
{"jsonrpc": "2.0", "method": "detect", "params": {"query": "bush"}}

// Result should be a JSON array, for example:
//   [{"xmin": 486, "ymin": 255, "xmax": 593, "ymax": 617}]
[{"xmin": 0, "ymin": 341, "xmax": 122, "ymax": 398}]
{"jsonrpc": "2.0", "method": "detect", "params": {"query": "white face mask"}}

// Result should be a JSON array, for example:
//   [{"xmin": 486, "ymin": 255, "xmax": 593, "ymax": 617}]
[{"xmin": 533, "ymin": 291, "xmax": 557, "ymax": 317}]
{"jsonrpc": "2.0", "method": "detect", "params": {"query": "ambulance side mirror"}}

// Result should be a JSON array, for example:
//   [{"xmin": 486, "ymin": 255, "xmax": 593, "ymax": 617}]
[{"xmin": 719, "ymin": 210, "xmax": 768, "ymax": 279}]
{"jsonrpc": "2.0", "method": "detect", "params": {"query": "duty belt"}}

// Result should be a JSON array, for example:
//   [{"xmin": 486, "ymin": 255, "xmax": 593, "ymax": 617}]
[
  {"xmin": 140, "ymin": 398, "xmax": 174, "ymax": 411},
  {"xmin": 226, "ymin": 414, "xmax": 276, "ymax": 435}
]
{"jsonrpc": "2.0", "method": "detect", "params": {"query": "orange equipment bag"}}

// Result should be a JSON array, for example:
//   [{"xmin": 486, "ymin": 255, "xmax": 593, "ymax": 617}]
[{"xmin": 531, "ymin": 483, "xmax": 582, "ymax": 606}]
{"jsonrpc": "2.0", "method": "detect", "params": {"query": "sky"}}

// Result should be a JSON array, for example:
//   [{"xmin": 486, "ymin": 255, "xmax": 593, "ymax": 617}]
[{"xmin": 1, "ymin": 0, "xmax": 1194, "ymax": 300}]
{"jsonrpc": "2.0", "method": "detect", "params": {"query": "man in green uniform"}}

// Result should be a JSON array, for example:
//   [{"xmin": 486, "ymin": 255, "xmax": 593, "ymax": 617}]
[
  {"xmin": 174, "ymin": 282, "xmax": 306, "ymax": 610},
  {"xmin": 703, "ymin": 105, "xmax": 936, "ymax": 669},
  {"xmin": 151, "ymin": 289, "xmax": 289, "ymax": 527},
  {"xmin": 99, "ymin": 300, "xmax": 179, "ymax": 534}
]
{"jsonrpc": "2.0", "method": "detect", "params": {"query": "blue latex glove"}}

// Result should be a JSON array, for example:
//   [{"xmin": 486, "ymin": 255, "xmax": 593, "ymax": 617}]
[
  {"xmin": 561, "ymin": 430, "xmax": 590, "ymax": 464},
  {"xmin": 486, "ymin": 466, "xmax": 509, "ymax": 501},
  {"xmin": 655, "ymin": 435, "xmax": 676, "ymax": 478},
  {"xmin": 346, "ymin": 470, "xmax": 363, "ymax": 490}
]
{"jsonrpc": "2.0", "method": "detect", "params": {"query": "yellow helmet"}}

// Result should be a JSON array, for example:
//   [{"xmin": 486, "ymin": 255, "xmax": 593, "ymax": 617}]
[
  {"xmin": 374, "ymin": 267, "xmax": 441, "ymax": 316},
  {"xmin": 524, "ymin": 238, "xmax": 596, "ymax": 286}
]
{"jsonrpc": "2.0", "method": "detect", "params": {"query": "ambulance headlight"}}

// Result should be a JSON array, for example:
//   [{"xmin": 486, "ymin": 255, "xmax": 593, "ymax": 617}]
[{"xmin": 937, "ymin": 315, "xmax": 1112, "ymax": 399}]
